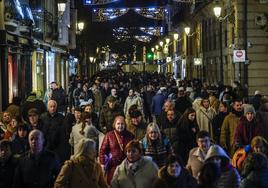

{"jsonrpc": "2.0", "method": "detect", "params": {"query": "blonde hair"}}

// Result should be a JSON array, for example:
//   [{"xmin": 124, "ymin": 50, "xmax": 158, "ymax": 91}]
[
  {"xmin": 146, "ymin": 122, "xmax": 161, "ymax": 141},
  {"xmin": 72, "ymin": 138, "xmax": 96, "ymax": 159}
]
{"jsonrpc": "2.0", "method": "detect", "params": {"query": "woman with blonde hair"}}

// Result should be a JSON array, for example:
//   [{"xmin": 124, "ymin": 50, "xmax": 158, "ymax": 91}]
[
  {"xmin": 140, "ymin": 122, "xmax": 173, "ymax": 167},
  {"xmin": 55, "ymin": 138, "xmax": 108, "ymax": 188},
  {"xmin": 99, "ymin": 115, "xmax": 134, "ymax": 185}
]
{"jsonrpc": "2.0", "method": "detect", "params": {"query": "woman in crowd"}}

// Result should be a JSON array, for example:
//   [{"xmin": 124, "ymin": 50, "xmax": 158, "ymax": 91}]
[
  {"xmin": 173, "ymin": 107, "xmax": 199, "ymax": 165},
  {"xmin": 140, "ymin": 122, "xmax": 173, "ymax": 167},
  {"xmin": 99, "ymin": 115, "xmax": 134, "ymax": 184},
  {"xmin": 196, "ymin": 98, "xmax": 216, "ymax": 139},
  {"xmin": 205, "ymin": 145, "xmax": 241, "ymax": 188},
  {"xmin": 11, "ymin": 124, "xmax": 29, "ymax": 156},
  {"xmin": 55, "ymin": 138, "xmax": 108, "ymax": 188},
  {"xmin": 152, "ymin": 155, "xmax": 197, "ymax": 188},
  {"xmin": 232, "ymin": 136, "xmax": 268, "ymax": 172},
  {"xmin": 240, "ymin": 152, "xmax": 268, "ymax": 188},
  {"xmin": 69, "ymin": 112, "xmax": 100, "ymax": 155},
  {"xmin": 234, "ymin": 105, "xmax": 263, "ymax": 148},
  {"xmin": 111, "ymin": 140, "xmax": 159, "ymax": 188}
]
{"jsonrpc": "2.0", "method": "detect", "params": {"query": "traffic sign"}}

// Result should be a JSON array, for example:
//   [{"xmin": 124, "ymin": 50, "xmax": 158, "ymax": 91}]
[{"xmin": 233, "ymin": 50, "xmax": 245, "ymax": 62}]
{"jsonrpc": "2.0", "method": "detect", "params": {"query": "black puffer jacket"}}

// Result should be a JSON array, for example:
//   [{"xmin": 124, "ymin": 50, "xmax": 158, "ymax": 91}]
[{"xmin": 240, "ymin": 169, "xmax": 268, "ymax": 188}]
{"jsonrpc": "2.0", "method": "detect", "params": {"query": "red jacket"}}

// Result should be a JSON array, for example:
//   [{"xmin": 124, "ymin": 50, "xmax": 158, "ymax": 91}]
[
  {"xmin": 234, "ymin": 116, "xmax": 263, "ymax": 147},
  {"xmin": 99, "ymin": 130, "xmax": 134, "ymax": 184}
]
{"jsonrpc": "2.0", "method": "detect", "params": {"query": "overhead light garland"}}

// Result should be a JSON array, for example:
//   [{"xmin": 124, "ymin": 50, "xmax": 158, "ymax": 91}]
[
  {"xmin": 140, "ymin": 27, "xmax": 164, "ymax": 36},
  {"xmin": 93, "ymin": 8, "xmax": 129, "ymax": 22},
  {"xmin": 113, "ymin": 27, "xmax": 131, "ymax": 41},
  {"xmin": 134, "ymin": 7, "xmax": 167, "ymax": 20},
  {"xmin": 84, "ymin": 0, "xmax": 119, "ymax": 5},
  {"xmin": 134, "ymin": 36, "xmax": 152, "ymax": 43},
  {"xmin": 92, "ymin": 7, "xmax": 167, "ymax": 22}
]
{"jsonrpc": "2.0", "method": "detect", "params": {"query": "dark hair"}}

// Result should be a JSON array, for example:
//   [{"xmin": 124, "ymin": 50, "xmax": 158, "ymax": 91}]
[
  {"xmin": 165, "ymin": 154, "xmax": 183, "ymax": 167},
  {"xmin": 28, "ymin": 108, "xmax": 39, "ymax": 116},
  {"xmin": 196, "ymin": 131, "xmax": 210, "ymax": 140},
  {"xmin": 79, "ymin": 112, "xmax": 91, "ymax": 135},
  {"xmin": 182, "ymin": 107, "xmax": 196, "ymax": 119},
  {"xmin": 198, "ymin": 162, "xmax": 221, "ymax": 188},
  {"xmin": 220, "ymin": 101, "xmax": 228, "ymax": 108},
  {"xmin": 125, "ymin": 140, "xmax": 142, "ymax": 154}
]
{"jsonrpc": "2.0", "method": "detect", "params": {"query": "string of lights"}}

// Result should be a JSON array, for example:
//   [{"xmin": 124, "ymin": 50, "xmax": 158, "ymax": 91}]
[
  {"xmin": 134, "ymin": 35, "xmax": 151, "ymax": 43},
  {"xmin": 139, "ymin": 27, "xmax": 164, "ymax": 36},
  {"xmin": 92, "ymin": 7, "xmax": 167, "ymax": 22},
  {"xmin": 84, "ymin": 0, "xmax": 120, "ymax": 5}
]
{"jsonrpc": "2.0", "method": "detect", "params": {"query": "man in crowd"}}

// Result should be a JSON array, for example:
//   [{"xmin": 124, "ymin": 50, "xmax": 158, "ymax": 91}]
[
  {"xmin": 13, "ymin": 130, "xmax": 60, "ymax": 188},
  {"xmin": 220, "ymin": 98, "xmax": 243, "ymax": 156},
  {"xmin": 187, "ymin": 131, "xmax": 211, "ymax": 179}
]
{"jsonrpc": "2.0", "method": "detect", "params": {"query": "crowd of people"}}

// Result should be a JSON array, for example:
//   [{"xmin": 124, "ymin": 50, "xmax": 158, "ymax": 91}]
[{"xmin": 1, "ymin": 69, "xmax": 268, "ymax": 188}]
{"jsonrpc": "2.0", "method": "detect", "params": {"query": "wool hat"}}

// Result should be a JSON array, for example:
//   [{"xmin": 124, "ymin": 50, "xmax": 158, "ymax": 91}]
[{"xmin": 243, "ymin": 104, "xmax": 256, "ymax": 116}]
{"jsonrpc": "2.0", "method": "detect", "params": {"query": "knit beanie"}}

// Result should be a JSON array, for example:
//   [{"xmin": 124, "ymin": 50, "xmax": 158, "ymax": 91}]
[{"xmin": 243, "ymin": 105, "xmax": 256, "ymax": 116}]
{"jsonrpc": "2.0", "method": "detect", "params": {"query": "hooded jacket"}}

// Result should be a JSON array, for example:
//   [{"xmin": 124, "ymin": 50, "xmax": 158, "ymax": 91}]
[{"xmin": 205, "ymin": 145, "xmax": 240, "ymax": 188}]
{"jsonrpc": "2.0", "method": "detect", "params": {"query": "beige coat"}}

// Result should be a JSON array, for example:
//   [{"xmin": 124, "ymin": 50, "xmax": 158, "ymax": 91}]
[
  {"xmin": 54, "ymin": 156, "xmax": 108, "ymax": 188},
  {"xmin": 196, "ymin": 106, "xmax": 216, "ymax": 139}
]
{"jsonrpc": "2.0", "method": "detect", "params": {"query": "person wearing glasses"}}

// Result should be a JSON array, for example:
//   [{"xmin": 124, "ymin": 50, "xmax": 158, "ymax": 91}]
[
  {"xmin": 140, "ymin": 122, "xmax": 173, "ymax": 168},
  {"xmin": 186, "ymin": 131, "xmax": 211, "ymax": 179}
]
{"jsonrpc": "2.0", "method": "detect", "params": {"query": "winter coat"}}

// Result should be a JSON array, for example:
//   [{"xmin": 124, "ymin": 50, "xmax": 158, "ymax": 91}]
[
  {"xmin": 123, "ymin": 94, "xmax": 144, "ymax": 116},
  {"xmin": 51, "ymin": 87, "xmax": 67, "ymax": 113},
  {"xmin": 220, "ymin": 111, "xmax": 242, "ymax": 156},
  {"xmin": 99, "ymin": 104, "xmax": 124, "ymax": 133},
  {"xmin": 151, "ymin": 92, "xmax": 166, "ymax": 116},
  {"xmin": 186, "ymin": 147, "xmax": 206, "ymax": 179},
  {"xmin": 196, "ymin": 106, "xmax": 216, "ymax": 139},
  {"xmin": 175, "ymin": 96, "xmax": 192, "ymax": 115},
  {"xmin": 158, "ymin": 111, "xmax": 181, "ymax": 143},
  {"xmin": 99, "ymin": 130, "xmax": 134, "ymax": 184},
  {"xmin": 111, "ymin": 157, "xmax": 158, "ymax": 188},
  {"xmin": 239, "ymin": 169, "xmax": 268, "ymax": 188},
  {"xmin": 173, "ymin": 117, "xmax": 199, "ymax": 165},
  {"xmin": 92, "ymin": 88, "xmax": 103, "ymax": 114},
  {"xmin": 205, "ymin": 145, "xmax": 241, "ymax": 188},
  {"xmin": 13, "ymin": 150, "xmax": 60, "ymax": 188},
  {"xmin": 54, "ymin": 155, "xmax": 108, "ymax": 188},
  {"xmin": 152, "ymin": 166, "xmax": 198, "ymax": 188},
  {"xmin": 250, "ymin": 94, "xmax": 262, "ymax": 111},
  {"xmin": 69, "ymin": 122, "xmax": 100, "ymax": 154},
  {"xmin": 234, "ymin": 116, "xmax": 263, "ymax": 147},
  {"xmin": 140, "ymin": 135, "xmax": 173, "ymax": 168},
  {"xmin": 212, "ymin": 112, "xmax": 228, "ymax": 144},
  {"xmin": 40, "ymin": 112, "xmax": 65, "ymax": 163}
]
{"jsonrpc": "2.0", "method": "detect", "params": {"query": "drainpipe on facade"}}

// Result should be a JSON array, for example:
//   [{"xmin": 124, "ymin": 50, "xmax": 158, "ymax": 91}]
[
  {"xmin": 219, "ymin": 21, "xmax": 224, "ymax": 82},
  {"xmin": 244, "ymin": 0, "xmax": 248, "ymax": 97},
  {"xmin": 0, "ymin": 0, "xmax": 8, "ymax": 110}
]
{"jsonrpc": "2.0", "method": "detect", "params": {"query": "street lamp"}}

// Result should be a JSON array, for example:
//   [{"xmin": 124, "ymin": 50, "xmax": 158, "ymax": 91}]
[
  {"xmin": 151, "ymin": 47, "xmax": 155, "ymax": 52},
  {"xmin": 77, "ymin": 22, "xmax": 85, "ymax": 31},
  {"xmin": 184, "ymin": 27, "xmax": 191, "ymax": 36},
  {"xmin": 155, "ymin": 45, "xmax": 159, "ymax": 50},
  {"xmin": 173, "ymin": 33, "xmax": 179, "ymax": 40},
  {"xmin": 57, "ymin": 3, "xmax": 66, "ymax": 19},
  {"xmin": 213, "ymin": 5, "xmax": 222, "ymax": 19},
  {"xmin": 89, "ymin": 56, "xmax": 95, "ymax": 63},
  {"xmin": 165, "ymin": 38, "xmax": 170, "ymax": 44},
  {"xmin": 159, "ymin": 41, "xmax": 164, "ymax": 47}
]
